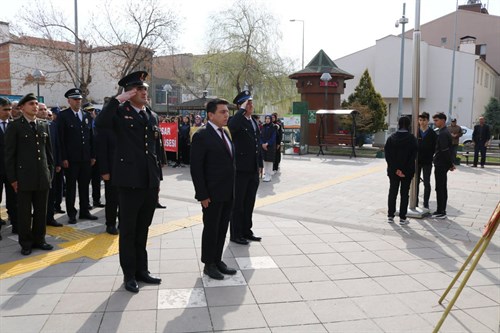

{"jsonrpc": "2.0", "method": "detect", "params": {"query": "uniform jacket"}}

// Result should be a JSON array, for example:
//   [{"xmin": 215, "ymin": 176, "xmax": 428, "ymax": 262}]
[
  {"xmin": 190, "ymin": 124, "xmax": 235, "ymax": 202},
  {"xmin": 95, "ymin": 98, "xmax": 163, "ymax": 189},
  {"xmin": 49, "ymin": 121, "xmax": 61, "ymax": 168},
  {"xmin": 96, "ymin": 127, "xmax": 117, "ymax": 177},
  {"xmin": 4, "ymin": 117, "xmax": 54, "ymax": 191},
  {"xmin": 472, "ymin": 124, "xmax": 491, "ymax": 145},
  {"xmin": 0, "ymin": 119, "xmax": 11, "ymax": 176},
  {"xmin": 58, "ymin": 108, "xmax": 95, "ymax": 162},
  {"xmin": 228, "ymin": 108, "xmax": 263, "ymax": 173},
  {"xmin": 384, "ymin": 130, "xmax": 418, "ymax": 177}
]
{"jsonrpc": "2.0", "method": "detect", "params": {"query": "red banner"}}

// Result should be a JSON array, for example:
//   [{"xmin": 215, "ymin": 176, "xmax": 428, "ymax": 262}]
[{"xmin": 160, "ymin": 123, "xmax": 178, "ymax": 152}]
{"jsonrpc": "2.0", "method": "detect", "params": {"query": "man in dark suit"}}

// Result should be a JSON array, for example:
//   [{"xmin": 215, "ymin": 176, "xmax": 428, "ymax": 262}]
[
  {"xmin": 46, "ymin": 105, "xmax": 63, "ymax": 227},
  {"xmin": 228, "ymin": 90, "xmax": 263, "ymax": 245},
  {"xmin": 190, "ymin": 98, "xmax": 237, "ymax": 280},
  {"xmin": 84, "ymin": 102, "xmax": 105, "ymax": 208},
  {"xmin": 0, "ymin": 97, "xmax": 18, "ymax": 239},
  {"xmin": 96, "ymin": 125, "xmax": 119, "ymax": 235},
  {"xmin": 58, "ymin": 88, "xmax": 98, "ymax": 223},
  {"xmin": 50, "ymin": 107, "xmax": 65, "ymax": 214},
  {"xmin": 472, "ymin": 116, "xmax": 491, "ymax": 168},
  {"xmin": 5, "ymin": 93, "xmax": 54, "ymax": 255},
  {"xmin": 95, "ymin": 71, "xmax": 163, "ymax": 293}
]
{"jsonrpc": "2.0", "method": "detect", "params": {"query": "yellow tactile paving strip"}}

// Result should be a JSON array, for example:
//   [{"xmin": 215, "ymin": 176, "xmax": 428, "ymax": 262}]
[{"xmin": 0, "ymin": 165, "xmax": 384, "ymax": 279}]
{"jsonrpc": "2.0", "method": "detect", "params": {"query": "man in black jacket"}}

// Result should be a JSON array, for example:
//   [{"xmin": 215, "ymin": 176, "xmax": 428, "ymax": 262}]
[
  {"xmin": 416, "ymin": 112, "xmax": 437, "ymax": 209},
  {"xmin": 472, "ymin": 116, "xmax": 491, "ymax": 168},
  {"xmin": 432, "ymin": 113, "xmax": 455, "ymax": 219},
  {"xmin": 384, "ymin": 116, "xmax": 418, "ymax": 225},
  {"xmin": 95, "ymin": 71, "xmax": 164, "ymax": 293},
  {"xmin": 228, "ymin": 90, "xmax": 263, "ymax": 245},
  {"xmin": 190, "ymin": 98, "xmax": 237, "ymax": 280}
]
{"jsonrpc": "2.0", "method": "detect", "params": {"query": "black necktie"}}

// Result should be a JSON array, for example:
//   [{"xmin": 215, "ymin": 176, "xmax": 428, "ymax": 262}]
[
  {"xmin": 1, "ymin": 121, "xmax": 6, "ymax": 133},
  {"xmin": 30, "ymin": 121, "xmax": 37, "ymax": 134},
  {"xmin": 218, "ymin": 128, "xmax": 232, "ymax": 157},
  {"xmin": 75, "ymin": 112, "xmax": 80, "ymax": 122},
  {"xmin": 139, "ymin": 110, "xmax": 147, "ymax": 121}
]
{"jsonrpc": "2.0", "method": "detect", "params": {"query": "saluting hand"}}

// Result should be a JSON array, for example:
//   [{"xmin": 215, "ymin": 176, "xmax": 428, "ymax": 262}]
[{"xmin": 115, "ymin": 88, "xmax": 137, "ymax": 103}]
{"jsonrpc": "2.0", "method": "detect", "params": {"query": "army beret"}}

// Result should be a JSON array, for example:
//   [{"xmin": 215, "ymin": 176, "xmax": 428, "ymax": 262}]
[
  {"xmin": 18, "ymin": 93, "xmax": 37, "ymax": 106},
  {"xmin": 233, "ymin": 90, "xmax": 252, "ymax": 105},
  {"xmin": 64, "ymin": 88, "xmax": 83, "ymax": 99}
]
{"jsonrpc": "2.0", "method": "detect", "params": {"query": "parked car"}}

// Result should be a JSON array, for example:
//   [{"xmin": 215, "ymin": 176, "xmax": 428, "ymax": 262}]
[{"xmin": 459, "ymin": 126, "xmax": 473, "ymax": 145}]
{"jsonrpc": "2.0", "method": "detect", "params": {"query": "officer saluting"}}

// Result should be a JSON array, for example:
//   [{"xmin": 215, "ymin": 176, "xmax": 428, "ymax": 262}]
[{"xmin": 95, "ymin": 71, "xmax": 164, "ymax": 293}]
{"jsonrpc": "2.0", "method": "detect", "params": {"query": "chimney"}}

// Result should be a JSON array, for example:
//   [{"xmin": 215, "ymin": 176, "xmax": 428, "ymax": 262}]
[
  {"xmin": 459, "ymin": 36, "xmax": 477, "ymax": 54},
  {"xmin": 0, "ymin": 21, "xmax": 10, "ymax": 44}
]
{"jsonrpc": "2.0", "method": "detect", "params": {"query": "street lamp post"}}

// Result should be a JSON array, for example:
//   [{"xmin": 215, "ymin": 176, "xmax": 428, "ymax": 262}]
[
  {"xmin": 290, "ymin": 19, "xmax": 305, "ymax": 69},
  {"xmin": 395, "ymin": 3, "xmax": 409, "ymax": 120},
  {"xmin": 32, "ymin": 69, "xmax": 45, "ymax": 100},
  {"xmin": 320, "ymin": 72, "xmax": 332, "ymax": 109}
]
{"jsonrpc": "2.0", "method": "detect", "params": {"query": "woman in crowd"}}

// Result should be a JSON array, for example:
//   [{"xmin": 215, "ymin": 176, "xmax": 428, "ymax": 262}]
[{"xmin": 260, "ymin": 115, "xmax": 277, "ymax": 182}]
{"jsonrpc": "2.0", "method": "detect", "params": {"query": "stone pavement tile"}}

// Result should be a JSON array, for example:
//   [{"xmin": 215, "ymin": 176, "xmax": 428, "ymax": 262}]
[
  {"xmin": 437, "ymin": 287, "xmax": 499, "ymax": 309},
  {"xmin": 301, "ymin": 222, "xmax": 340, "ymax": 234},
  {"xmin": 341, "ymin": 251, "xmax": 384, "ymax": 264},
  {"xmin": 160, "ymin": 272, "xmax": 203, "ymax": 289},
  {"xmin": 160, "ymin": 247, "xmax": 198, "ymax": 260},
  {"xmin": 432, "ymin": 245, "xmax": 472, "ymax": 259},
  {"xmin": 477, "ymin": 253, "xmax": 500, "ymax": 269},
  {"xmin": 320, "ymin": 264, "xmax": 368, "ymax": 280},
  {"xmin": 462, "ymin": 307, "xmax": 500, "ymax": 332},
  {"xmin": 308, "ymin": 298, "xmax": 367, "ymax": 323},
  {"xmin": 323, "ymin": 319, "xmax": 382, "ymax": 333},
  {"xmin": 347, "ymin": 232, "xmax": 384, "ymax": 242},
  {"xmin": 255, "ymin": 235, "xmax": 293, "ymax": 245},
  {"xmin": 295, "ymin": 242, "xmax": 336, "ymax": 254},
  {"xmin": 287, "ymin": 234, "xmax": 323, "ymax": 244},
  {"xmin": 355, "ymin": 261, "xmax": 404, "ymax": 277},
  {"xmin": 1, "ymin": 293, "xmax": 61, "ymax": 316},
  {"xmin": 390, "ymin": 259, "xmax": 438, "ymax": 274},
  {"xmin": 335, "ymin": 278, "xmax": 388, "ymax": 297},
  {"xmin": 373, "ymin": 275, "xmax": 428, "ymax": 294},
  {"xmin": 17, "ymin": 276, "xmax": 72, "ymax": 294},
  {"xmin": 248, "ymin": 228, "xmax": 283, "ymax": 237},
  {"xmin": 230, "ymin": 244, "xmax": 269, "ymax": 257},
  {"xmin": 423, "ymin": 309, "xmax": 495, "ymax": 333},
  {"xmin": 329, "ymin": 241, "xmax": 367, "ymax": 253},
  {"xmin": 161, "ymin": 227, "xmax": 194, "ymax": 239},
  {"xmin": 278, "ymin": 227, "xmax": 313, "ymax": 236},
  {"xmin": 260, "ymin": 302, "xmax": 319, "ymax": 327},
  {"xmin": 161, "ymin": 237, "xmax": 196, "ymax": 249},
  {"xmin": 472, "ymin": 285, "xmax": 500, "ymax": 303},
  {"xmin": 41, "ymin": 312, "xmax": 103, "ymax": 333},
  {"xmin": 52, "ymin": 291, "xmax": 110, "ymax": 314},
  {"xmin": 106, "ymin": 289, "xmax": 158, "ymax": 311},
  {"xmin": 411, "ymin": 272, "xmax": 455, "ymax": 290},
  {"xmin": 210, "ymin": 304, "xmax": 268, "ymax": 331},
  {"xmin": 241, "ymin": 268, "xmax": 289, "ymax": 285},
  {"xmin": 75, "ymin": 261, "xmax": 121, "ymax": 276},
  {"xmin": 159, "ymin": 259, "xmax": 200, "ymax": 273},
  {"xmin": 352, "ymin": 294, "xmax": 414, "ymax": 318},
  {"xmin": 261, "ymin": 244, "xmax": 302, "ymax": 256},
  {"xmin": 31, "ymin": 262, "xmax": 81, "ymax": 277},
  {"xmin": 157, "ymin": 287, "xmax": 206, "ymax": 309},
  {"xmin": 217, "ymin": 328, "xmax": 271, "ymax": 332},
  {"xmin": 202, "ymin": 270, "xmax": 247, "ymax": 288},
  {"xmin": 250, "ymin": 283, "xmax": 302, "ymax": 303},
  {"xmin": 373, "ymin": 314, "xmax": 434, "ymax": 332},
  {"xmin": 394, "ymin": 290, "xmax": 445, "ymax": 314},
  {"xmin": 373, "ymin": 248, "xmax": 418, "ymax": 262},
  {"xmin": 158, "ymin": 308, "xmax": 212, "ymax": 332},
  {"xmin": 317, "ymin": 233, "xmax": 353, "ymax": 244},
  {"xmin": 293, "ymin": 280, "xmax": 346, "ymax": 300},
  {"xmin": 100, "ymin": 309, "xmax": 157, "ymax": 332},
  {"xmin": 147, "ymin": 249, "xmax": 162, "ymax": 261},
  {"xmin": 281, "ymin": 266, "xmax": 330, "ymax": 283},
  {"xmin": 358, "ymin": 240, "xmax": 398, "ymax": 251},
  {"xmin": 307, "ymin": 252, "xmax": 350, "ymax": 266},
  {"xmin": 205, "ymin": 285, "xmax": 256, "ymax": 307},
  {"xmin": 0, "ymin": 314, "xmax": 47, "ymax": 333},
  {"xmin": 271, "ymin": 254, "xmax": 315, "ymax": 268},
  {"xmin": 271, "ymin": 324, "xmax": 327, "ymax": 332},
  {"xmin": 65, "ymin": 275, "xmax": 116, "ymax": 293},
  {"xmin": 382, "ymin": 237, "xmax": 428, "ymax": 249},
  {"xmin": 466, "ymin": 267, "xmax": 500, "ymax": 286},
  {"xmin": 420, "ymin": 257, "xmax": 462, "ymax": 272},
  {"xmin": 0, "ymin": 276, "xmax": 28, "ymax": 295},
  {"xmin": 235, "ymin": 256, "xmax": 277, "ymax": 270},
  {"xmin": 401, "ymin": 247, "xmax": 450, "ymax": 260}
]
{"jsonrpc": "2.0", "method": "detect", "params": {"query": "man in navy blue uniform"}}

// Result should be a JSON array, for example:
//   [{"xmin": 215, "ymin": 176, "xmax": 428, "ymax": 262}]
[
  {"xmin": 96, "ymin": 71, "xmax": 164, "ymax": 293},
  {"xmin": 58, "ymin": 88, "xmax": 97, "ymax": 223},
  {"xmin": 228, "ymin": 90, "xmax": 263, "ymax": 245}
]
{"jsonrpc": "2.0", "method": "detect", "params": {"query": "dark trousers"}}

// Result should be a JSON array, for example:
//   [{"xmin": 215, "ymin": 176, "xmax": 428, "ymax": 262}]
[
  {"xmin": 201, "ymin": 200, "xmax": 232, "ymax": 264},
  {"xmin": 0, "ymin": 173, "xmax": 17, "ymax": 228},
  {"xmin": 273, "ymin": 146, "xmax": 281, "ymax": 171},
  {"xmin": 65, "ymin": 161, "xmax": 91, "ymax": 218},
  {"xmin": 434, "ymin": 166, "xmax": 449, "ymax": 214},
  {"xmin": 231, "ymin": 171, "xmax": 259, "ymax": 239},
  {"xmin": 118, "ymin": 186, "xmax": 158, "ymax": 280},
  {"xmin": 53, "ymin": 170, "xmax": 64, "ymax": 210},
  {"xmin": 46, "ymin": 172, "xmax": 58, "ymax": 223},
  {"xmin": 416, "ymin": 164, "xmax": 432, "ymax": 208},
  {"xmin": 387, "ymin": 175, "xmax": 412, "ymax": 219},
  {"xmin": 104, "ymin": 180, "xmax": 119, "ymax": 227},
  {"xmin": 17, "ymin": 189, "xmax": 48, "ymax": 249},
  {"xmin": 91, "ymin": 162, "xmax": 102, "ymax": 204},
  {"xmin": 473, "ymin": 143, "xmax": 487, "ymax": 166},
  {"xmin": 451, "ymin": 145, "xmax": 458, "ymax": 163}
]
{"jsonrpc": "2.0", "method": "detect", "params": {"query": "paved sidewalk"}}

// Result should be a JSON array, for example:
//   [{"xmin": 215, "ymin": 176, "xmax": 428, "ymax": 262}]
[{"xmin": 0, "ymin": 155, "xmax": 499, "ymax": 332}]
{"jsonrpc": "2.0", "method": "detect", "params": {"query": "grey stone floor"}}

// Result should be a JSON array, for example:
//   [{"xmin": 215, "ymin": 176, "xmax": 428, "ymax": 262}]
[{"xmin": 0, "ymin": 154, "xmax": 499, "ymax": 332}]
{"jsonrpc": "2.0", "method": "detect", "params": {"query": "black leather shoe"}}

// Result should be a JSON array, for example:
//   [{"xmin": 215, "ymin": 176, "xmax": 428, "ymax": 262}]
[
  {"xmin": 124, "ymin": 279, "xmax": 139, "ymax": 293},
  {"xmin": 21, "ymin": 247, "xmax": 32, "ymax": 255},
  {"xmin": 244, "ymin": 234, "xmax": 262, "ymax": 242},
  {"xmin": 47, "ymin": 220, "xmax": 63, "ymax": 227},
  {"xmin": 0, "ymin": 219, "xmax": 6, "ymax": 226},
  {"xmin": 68, "ymin": 217, "xmax": 77, "ymax": 224},
  {"xmin": 106, "ymin": 226, "xmax": 118, "ymax": 235},
  {"xmin": 55, "ymin": 208, "xmax": 66, "ymax": 214},
  {"xmin": 93, "ymin": 202, "xmax": 105, "ymax": 208},
  {"xmin": 156, "ymin": 202, "xmax": 166, "ymax": 209},
  {"xmin": 136, "ymin": 272, "xmax": 162, "ymax": 284},
  {"xmin": 79, "ymin": 213, "xmax": 98, "ymax": 221},
  {"xmin": 216, "ymin": 261, "xmax": 237, "ymax": 275},
  {"xmin": 33, "ymin": 242, "xmax": 54, "ymax": 250},
  {"xmin": 203, "ymin": 264, "xmax": 224, "ymax": 280},
  {"xmin": 230, "ymin": 237, "xmax": 249, "ymax": 245}
]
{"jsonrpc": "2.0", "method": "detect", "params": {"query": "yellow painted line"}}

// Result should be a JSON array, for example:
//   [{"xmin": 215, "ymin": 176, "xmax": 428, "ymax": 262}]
[{"xmin": 0, "ymin": 164, "xmax": 384, "ymax": 279}]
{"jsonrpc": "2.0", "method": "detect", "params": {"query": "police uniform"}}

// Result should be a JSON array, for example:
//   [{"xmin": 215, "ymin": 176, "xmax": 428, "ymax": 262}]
[
  {"xmin": 95, "ymin": 71, "xmax": 163, "ymax": 292},
  {"xmin": 228, "ymin": 90, "xmax": 263, "ymax": 244},
  {"xmin": 4, "ymin": 93, "xmax": 54, "ymax": 255}
]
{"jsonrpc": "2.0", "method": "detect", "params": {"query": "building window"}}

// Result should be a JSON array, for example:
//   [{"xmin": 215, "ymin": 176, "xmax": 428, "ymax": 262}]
[
  {"xmin": 485, "ymin": 73, "xmax": 489, "ymax": 88},
  {"xmin": 155, "ymin": 84, "xmax": 167, "ymax": 104}
]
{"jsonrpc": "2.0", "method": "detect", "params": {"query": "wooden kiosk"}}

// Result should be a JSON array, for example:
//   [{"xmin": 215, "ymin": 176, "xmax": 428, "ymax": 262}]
[{"xmin": 316, "ymin": 109, "xmax": 359, "ymax": 158}]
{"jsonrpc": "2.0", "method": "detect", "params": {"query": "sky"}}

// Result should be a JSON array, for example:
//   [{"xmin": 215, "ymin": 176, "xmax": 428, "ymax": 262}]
[{"xmin": 1, "ymin": 0, "xmax": 499, "ymax": 71}]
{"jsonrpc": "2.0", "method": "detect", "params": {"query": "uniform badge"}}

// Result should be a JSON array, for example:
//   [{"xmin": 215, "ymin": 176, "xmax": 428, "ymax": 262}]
[
  {"xmin": 85, "ymin": 118, "xmax": 88, "ymax": 125},
  {"xmin": 154, "ymin": 131, "xmax": 159, "ymax": 139}
]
